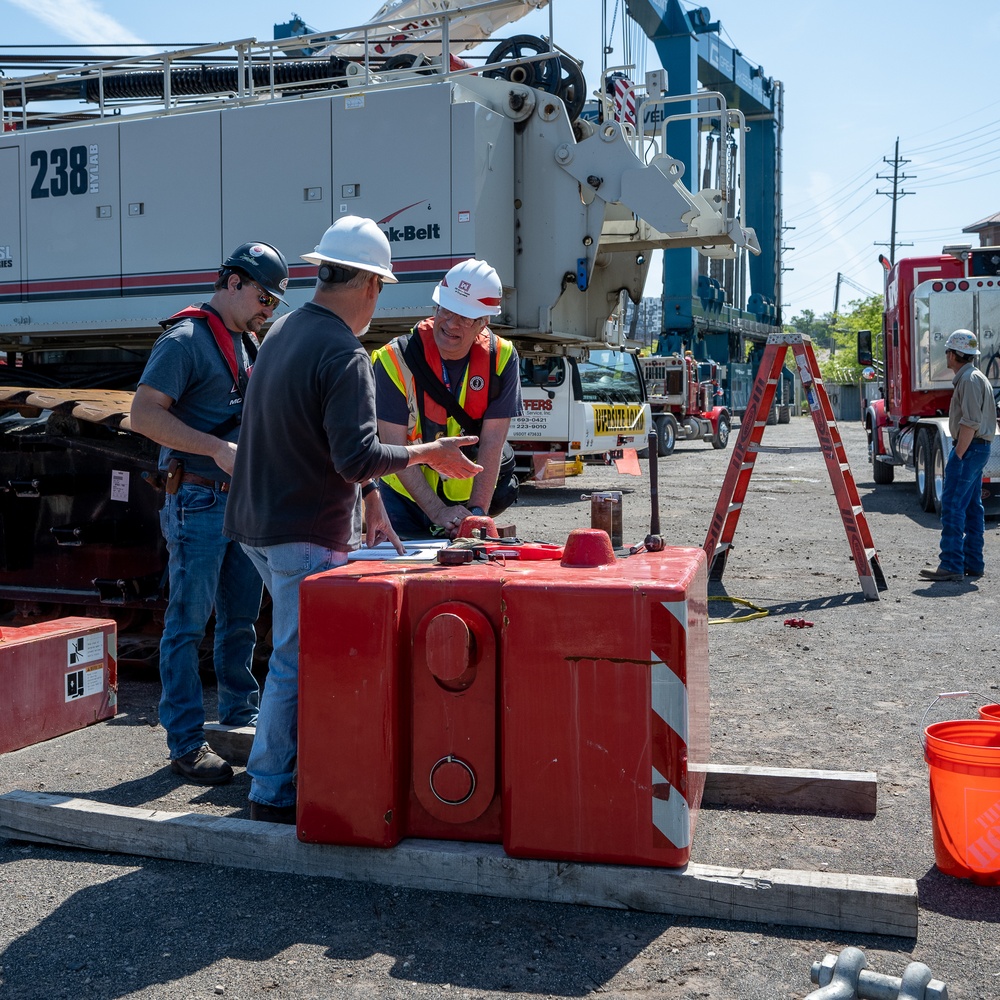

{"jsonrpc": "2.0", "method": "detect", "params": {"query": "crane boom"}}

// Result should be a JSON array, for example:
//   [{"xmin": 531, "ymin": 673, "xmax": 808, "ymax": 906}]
[{"xmin": 320, "ymin": 0, "xmax": 549, "ymax": 60}]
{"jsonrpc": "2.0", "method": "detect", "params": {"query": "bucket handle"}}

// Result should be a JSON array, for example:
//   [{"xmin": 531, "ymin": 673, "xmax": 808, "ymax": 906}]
[{"xmin": 919, "ymin": 690, "xmax": 991, "ymax": 749}]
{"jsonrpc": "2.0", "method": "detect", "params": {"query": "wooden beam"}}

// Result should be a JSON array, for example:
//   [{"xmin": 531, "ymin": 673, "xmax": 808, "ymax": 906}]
[
  {"xmin": 202, "ymin": 728, "xmax": 879, "ymax": 816},
  {"xmin": 695, "ymin": 763, "xmax": 878, "ymax": 816},
  {"xmin": 0, "ymin": 790, "xmax": 916, "ymax": 937},
  {"xmin": 204, "ymin": 724, "xmax": 254, "ymax": 766}
]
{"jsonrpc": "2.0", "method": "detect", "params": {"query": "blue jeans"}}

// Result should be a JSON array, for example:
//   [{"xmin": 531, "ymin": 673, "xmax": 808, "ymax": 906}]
[
  {"xmin": 938, "ymin": 439, "xmax": 991, "ymax": 574},
  {"xmin": 242, "ymin": 541, "xmax": 348, "ymax": 808},
  {"xmin": 158, "ymin": 485, "xmax": 263, "ymax": 760}
]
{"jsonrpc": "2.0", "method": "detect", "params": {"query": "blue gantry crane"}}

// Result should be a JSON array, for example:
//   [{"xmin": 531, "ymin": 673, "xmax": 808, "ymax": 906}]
[{"xmin": 625, "ymin": 0, "xmax": 788, "ymax": 418}]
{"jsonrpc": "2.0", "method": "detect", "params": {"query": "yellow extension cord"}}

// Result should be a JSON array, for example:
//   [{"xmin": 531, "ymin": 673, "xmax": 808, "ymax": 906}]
[{"xmin": 708, "ymin": 595, "xmax": 770, "ymax": 625}]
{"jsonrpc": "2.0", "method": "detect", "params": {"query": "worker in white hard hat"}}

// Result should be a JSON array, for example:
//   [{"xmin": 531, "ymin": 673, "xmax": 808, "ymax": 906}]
[
  {"xmin": 920, "ymin": 329, "xmax": 998, "ymax": 582},
  {"xmin": 224, "ymin": 216, "xmax": 482, "ymax": 824},
  {"xmin": 372, "ymin": 258, "xmax": 523, "ymax": 538}
]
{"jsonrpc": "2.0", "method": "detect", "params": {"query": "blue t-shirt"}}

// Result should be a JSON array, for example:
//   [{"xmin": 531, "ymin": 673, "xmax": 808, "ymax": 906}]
[{"xmin": 138, "ymin": 304, "xmax": 252, "ymax": 480}]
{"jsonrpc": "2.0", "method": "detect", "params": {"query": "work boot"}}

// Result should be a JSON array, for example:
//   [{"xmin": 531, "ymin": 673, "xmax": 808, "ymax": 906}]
[
  {"xmin": 170, "ymin": 744, "xmax": 234, "ymax": 785},
  {"xmin": 919, "ymin": 566, "xmax": 964, "ymax": 582},
  {"xmin": 965, "ymin": 567, "xmax": 985, "ymax": 578},
  {"xmin": 249, "ymin": 801, "xmax": 297, "ymax": 825}
]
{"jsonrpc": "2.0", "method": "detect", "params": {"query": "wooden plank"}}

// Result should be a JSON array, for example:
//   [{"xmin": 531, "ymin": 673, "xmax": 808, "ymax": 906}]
[
  {"xmin": 204, "ymin": 724, "xmax": 254, "ymax": 766},
  {"xmin": 695, "ymin": 763, "xmax": 878, "ymax": 816},
  {"xmin": 202, "ymin": 728, "xmax": 879, "ymax": 816},
  {"xmin": 0, "ymin": 790, "xmax": 917, "ymax": 937}
]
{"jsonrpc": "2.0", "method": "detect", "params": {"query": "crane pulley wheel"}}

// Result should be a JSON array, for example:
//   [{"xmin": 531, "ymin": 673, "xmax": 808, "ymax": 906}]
[
  {"xmin": 557, "ymin": 56, "xmax": 587, "ymax": 121},
  {"xmin": 382, "ymin": 52, "xmax": 435, "ymax": 77},
  {"xmin": 483, "ymin": 35, "xmax": 562, "ymax": 96}
]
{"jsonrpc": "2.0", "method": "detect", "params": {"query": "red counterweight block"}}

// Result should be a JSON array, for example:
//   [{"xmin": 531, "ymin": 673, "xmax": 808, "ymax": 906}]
[
  {"xmin": 296, "ymin": 535, "xmax": 709, "ymax": 869},
  {"xmin": 0, "ymin": 617, "xmax": 117, "ymax": 754},
  {"xmin": 297, "ymin": 566, "xmax": 504, "ymax": 846},
  {"xmin": 500, "ymin": 545, "xmax": 710, "ymax": 867}
]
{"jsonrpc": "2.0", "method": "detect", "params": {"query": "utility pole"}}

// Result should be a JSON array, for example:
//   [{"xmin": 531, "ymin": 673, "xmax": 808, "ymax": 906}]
[{"xmin": 875, "ymin": 138, "xmax": 914, "ymax": 264}]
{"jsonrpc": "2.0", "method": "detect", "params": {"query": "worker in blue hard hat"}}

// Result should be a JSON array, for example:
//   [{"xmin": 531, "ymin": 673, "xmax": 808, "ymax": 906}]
[{"xmin": 130, "ymin": 240, "xmax": 289, "ymax": 786}]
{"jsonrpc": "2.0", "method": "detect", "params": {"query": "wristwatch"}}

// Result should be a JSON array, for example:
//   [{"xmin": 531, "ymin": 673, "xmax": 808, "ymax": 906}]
[
  {"xmin": 361, "ymin": 481, "xmax": 378, "ymax": 498},
  {"xmin": 467, "ymin": 505, "xmax": 485, "ymax": 516}
]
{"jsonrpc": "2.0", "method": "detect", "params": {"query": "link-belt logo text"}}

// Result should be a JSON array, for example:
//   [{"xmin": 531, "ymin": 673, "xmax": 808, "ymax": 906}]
[
  {"xmin": 593, "ymin": 404, "xmax": 645, "ymax": 434},
  {"xmin": 383, "ymin": 223, "xmax": 441, "ymax": 243}
]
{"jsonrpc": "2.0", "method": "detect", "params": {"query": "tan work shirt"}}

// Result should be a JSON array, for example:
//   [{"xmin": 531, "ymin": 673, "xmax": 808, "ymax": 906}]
[{"xmin": 949, "ymin": 362, "xmax": 998, "ymax": 443}]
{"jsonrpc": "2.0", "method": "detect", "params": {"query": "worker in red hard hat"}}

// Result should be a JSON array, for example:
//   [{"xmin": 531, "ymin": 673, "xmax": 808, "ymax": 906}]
[
  {"xmin": 372, "ymin": 258, "xmax": 523, "ymax": 538},
  {"xmin": 920, "ymin": 329, "xmax": 998, "ymax": 582}
]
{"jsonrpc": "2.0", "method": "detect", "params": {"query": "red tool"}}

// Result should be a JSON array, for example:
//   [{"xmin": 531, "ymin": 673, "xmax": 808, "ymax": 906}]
[
  {"xmin": 783, "ymin": 618, "xmax": 814, "ymax": 628},
  {"xmin": 437, "ymin": 540, "xmax": 563, "ymax": 564}
]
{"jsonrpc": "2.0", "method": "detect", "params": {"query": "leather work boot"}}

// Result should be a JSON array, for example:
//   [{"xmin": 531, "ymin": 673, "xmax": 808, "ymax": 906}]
[
  {"xmin": 919, "ymin": 566, "xmax": 964, "ymax": 582},
  {"xmin": 249, "ymin": 801, "xmax": 297, "ymax": 825},
  {"xmin": 170, "ymin": 744, "xmax": 234, "ymax": 785}
]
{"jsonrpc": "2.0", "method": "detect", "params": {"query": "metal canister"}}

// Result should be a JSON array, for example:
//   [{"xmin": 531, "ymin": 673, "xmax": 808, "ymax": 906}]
[{"xmin": 588, "ymin": 491, "xmax": 623, "ymax": 548}]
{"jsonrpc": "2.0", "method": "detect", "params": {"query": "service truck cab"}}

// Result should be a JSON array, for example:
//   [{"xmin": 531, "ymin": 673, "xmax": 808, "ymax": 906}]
[
  {"xmin": 860, "ymin": 246, "xmax": 1000, "ymax": 515},
  {"xmin": 509, "ymin": 349, "xmax": 651, "ymax": 478}
]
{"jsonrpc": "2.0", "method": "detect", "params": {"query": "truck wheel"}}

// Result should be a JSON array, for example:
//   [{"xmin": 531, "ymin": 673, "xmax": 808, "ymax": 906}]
[
  {"xmin": 711, "ymin": 413, "xmax": 731, "ymax": 449},
  {"xmin": 930, "ymin": 435, "xmax": 945, "ymax": 515},
  {"xmin": 777, "ymin": 404, "xmax": 791, "ymax": 424},
  {"xmin": 654, "ymin": 414, "xmax": 676, "ymax": 457},
  {"xmin": 915, "ymin": 431, "xmax": 935, "ymax": 512},
  {"xmin": 872, "ymin": 455, "xmax": 895, "ymax": 484}
]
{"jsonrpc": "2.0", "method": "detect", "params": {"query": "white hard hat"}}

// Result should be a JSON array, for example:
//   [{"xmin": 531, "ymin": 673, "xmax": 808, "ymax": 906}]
[
  {"xmin": 432, "ymin": 259, "xmax": 503, "ymax": 319},
  {"xmin": 301, "ymin": 216, "xmax": 398, "ymax": 283},
  {"xmin": 945, "ymin": 329, "xmax": 980, "ymax": 356}
]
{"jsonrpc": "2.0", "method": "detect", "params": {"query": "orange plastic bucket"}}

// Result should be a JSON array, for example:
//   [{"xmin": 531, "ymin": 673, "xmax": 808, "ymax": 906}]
[
  {"xmin": 924, "ymin": 719, "xmax": 1000, "ymax": 884},
  {"xmin": 980, "ymin": 704, "xmax": 1000, "ymax": 722}
]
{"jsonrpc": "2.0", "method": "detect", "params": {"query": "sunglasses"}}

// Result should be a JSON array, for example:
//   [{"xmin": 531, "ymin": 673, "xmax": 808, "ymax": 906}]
[{"xmin": 246, "ymin": 278, "xmax": 280, "ymax": 309}]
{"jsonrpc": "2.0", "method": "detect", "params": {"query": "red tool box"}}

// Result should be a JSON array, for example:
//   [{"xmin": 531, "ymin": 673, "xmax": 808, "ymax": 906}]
[
  {"xmin": 0, "ymin": 617, "xmax": 117, "ymax": 754},
  {"xmin": 297, "ymin": 531, "xmax": 708, "ymax": 867}
]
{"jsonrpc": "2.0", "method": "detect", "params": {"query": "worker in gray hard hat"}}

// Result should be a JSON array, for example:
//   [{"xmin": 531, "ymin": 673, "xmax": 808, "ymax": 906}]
[
  {"xmin": 224, "ymin": 216, "xmax": 483, "ymax": 824},
  {"xmin": 920, "ymin": 329, "xmax": 998, "ymax": 582},
  {"xmin": 130, "ymin": 240, "xmax": 289, "ymax": 786},
  {"xmin": 372, "ymin": 258, "xmax": 523, "ymax": 538}
]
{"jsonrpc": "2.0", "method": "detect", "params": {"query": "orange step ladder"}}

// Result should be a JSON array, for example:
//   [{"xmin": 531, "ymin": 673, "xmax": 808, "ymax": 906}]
[{"xmin": 704, "ymin": 332, "xmax": 887, "ymax": 601}]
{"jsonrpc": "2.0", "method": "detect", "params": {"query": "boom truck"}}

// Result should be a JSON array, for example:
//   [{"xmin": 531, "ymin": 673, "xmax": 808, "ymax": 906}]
[
  {"xmin": 0, "ymin": 0, "xmax": 756, "ymax": 643},
  {"xmin": 859, "ymin": 245, "xmax": 1000, "ymax": 515}
]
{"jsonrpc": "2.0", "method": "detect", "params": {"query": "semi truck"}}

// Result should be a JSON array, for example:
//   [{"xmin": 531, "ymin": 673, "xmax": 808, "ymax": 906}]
[
  {"xmin": 0, "ymin": 0, "xmax": 756, "ymax": 634},
  {"xmin": 637, "ymin": 353, "xmax": 729, "ymax": 456},
  {"xmin": 858, "ymin": 245, "xmax": 1000, "ymax": 515}
]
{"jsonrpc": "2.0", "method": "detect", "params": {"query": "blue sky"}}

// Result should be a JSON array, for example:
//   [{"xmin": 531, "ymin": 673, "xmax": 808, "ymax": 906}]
[{"xmin": 4, "ymin": 0, "xmax": 1000, "ymax": 322}]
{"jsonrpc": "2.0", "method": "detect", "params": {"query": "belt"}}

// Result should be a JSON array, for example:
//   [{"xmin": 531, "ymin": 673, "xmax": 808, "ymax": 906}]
[{"xmin": 180, "ymin": 472, "xmax": 230, "ymax": 493}]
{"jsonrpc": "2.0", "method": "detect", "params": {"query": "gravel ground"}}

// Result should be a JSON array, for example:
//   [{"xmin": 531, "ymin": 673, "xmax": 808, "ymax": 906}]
[{"xmin": 1, "ymin": 415, "xmax": 999, "ymax": 999}]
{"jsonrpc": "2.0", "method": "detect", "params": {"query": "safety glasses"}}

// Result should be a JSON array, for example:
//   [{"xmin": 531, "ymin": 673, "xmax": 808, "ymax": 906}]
[{"xmin": 246, "ymin": 278, "xmax": 280, "ymax": 309}]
